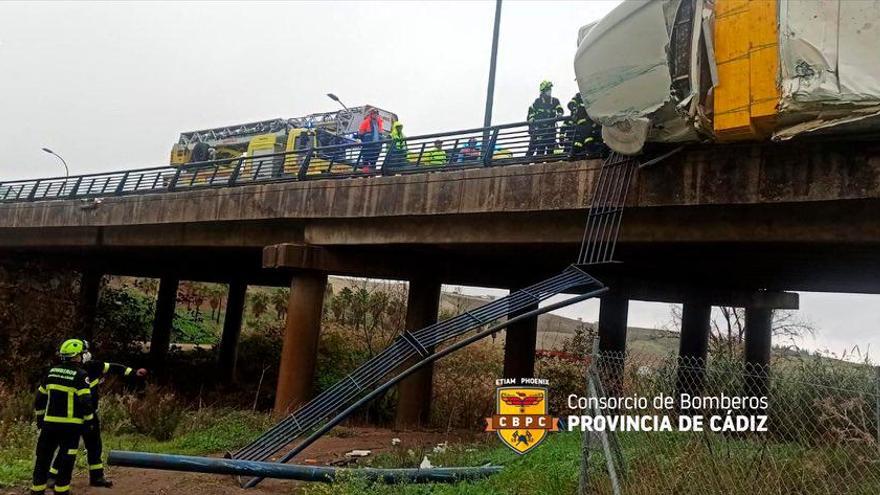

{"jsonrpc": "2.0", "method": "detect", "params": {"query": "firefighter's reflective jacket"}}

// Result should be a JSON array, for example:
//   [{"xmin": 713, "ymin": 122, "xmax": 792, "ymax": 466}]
[
  {"xmin": 84, "ymin": 360, "xmax": 134, "ymax": 409},
  {"xmin": 527, "ymin": 96, "xmax": 564, "ymax": 125},
  {"xmin": 34, "ymin": 362, "xmax": 94, "ymax": 425}
]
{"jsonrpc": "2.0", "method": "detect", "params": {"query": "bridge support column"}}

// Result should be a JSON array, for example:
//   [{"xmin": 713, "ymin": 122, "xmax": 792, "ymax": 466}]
[
  {"xmin": 744, "ymin": 305, "xmax": 773, "ymax": 399},
  {"xmin": 149, "ymin": 277, "xmax": 179, "ymax": 374},
  {"xmin": 395, "ymin": 278, "xmax": 441, "ymax": 430},
  {"xmin": 502, "ymin": 296, "xmax": 539, "ymax": 379},
  {"xmin": 77, "ymin": 271, "xmax": 103, "ymax": 341},
  {"xmin": 274, "ymin": 272, "xmax": 327, "ymax": 417},
  {"xmin": 217, "ymin": 280, "xmax": 247, "ymax": 383},
  {"xmin": 598, "ymin": 292, "xmax": 628, "ymax": 396},
  {"xmin": 676, "ymin": 303, "xmax": 711, "ymax": 405}
]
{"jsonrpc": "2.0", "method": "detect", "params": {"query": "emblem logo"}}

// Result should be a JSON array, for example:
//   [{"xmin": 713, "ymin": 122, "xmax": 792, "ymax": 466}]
[{"xmin": 485, "ymin": 378, "xmax": 559, "ymax": 454}]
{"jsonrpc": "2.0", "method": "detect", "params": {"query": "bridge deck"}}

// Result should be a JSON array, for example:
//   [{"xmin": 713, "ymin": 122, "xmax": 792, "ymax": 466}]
[{"xmin": 1, "ymin": 138, "xmax": 879, "ymax": 294}]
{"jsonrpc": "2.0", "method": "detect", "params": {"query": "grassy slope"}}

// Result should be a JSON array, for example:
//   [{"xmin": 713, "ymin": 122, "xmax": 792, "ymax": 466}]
[
  {"xmin": 303, "ymin": 428, "xmax": 880, "ymax": 495},
  {"xmin": 0, "ymin": 409, "xmax": 271, "ymax": 488},
  {"xmin": 302, "ymin": 432, "xmax": 584, "ymax": 495}
]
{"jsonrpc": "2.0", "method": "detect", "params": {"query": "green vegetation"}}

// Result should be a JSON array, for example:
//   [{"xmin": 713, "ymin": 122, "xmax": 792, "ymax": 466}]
[
  {"xmin": 0, "ymin": 384, "xmax": 271, "ymax": 488},
  {"xmin": 303, "ymin": 427, "xmax": 880, "ymax": 495},
  {"xmin": 172, "ymin": 310, "xmax": 221, "ymax": 345},
  {"xmin": 303, "ymin": 432, "xmax": 583, "ymax": 495}
]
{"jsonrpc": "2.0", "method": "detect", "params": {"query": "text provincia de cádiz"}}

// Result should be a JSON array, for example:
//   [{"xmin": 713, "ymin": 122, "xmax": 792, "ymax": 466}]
[{"xmin": 565, "ymin": 393, "xmax": 769, "ymax": 433}]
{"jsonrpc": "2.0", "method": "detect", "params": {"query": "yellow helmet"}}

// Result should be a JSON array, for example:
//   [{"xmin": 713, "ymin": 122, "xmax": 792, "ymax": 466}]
[
  {"xmin": 59, "ymin": 339, "xmax": 86, "ymax": 358},
  {"xmin": 540, "ymin": 80, "xmax": 553, "ymax": 92}
]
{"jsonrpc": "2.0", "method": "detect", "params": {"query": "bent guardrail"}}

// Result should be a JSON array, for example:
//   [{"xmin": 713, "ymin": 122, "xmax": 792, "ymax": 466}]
[{"xmin": 0, "ymin": 117, "xmax": 597, "ymax": 203}]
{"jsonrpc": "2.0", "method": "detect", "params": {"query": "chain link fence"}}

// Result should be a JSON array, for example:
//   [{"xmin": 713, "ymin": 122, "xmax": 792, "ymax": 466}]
[{"xmin": 574, "ymin": 350, "xmax": 880, "ymax": 494}]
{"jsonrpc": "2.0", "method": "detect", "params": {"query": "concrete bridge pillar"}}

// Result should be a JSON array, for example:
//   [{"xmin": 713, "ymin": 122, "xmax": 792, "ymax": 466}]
[
  {"xmin": 149, "ymin": 277, "xmax": 179, "ymax": 373},
  {"xmin": 744, "ymin": 305, "xmax": 773, "ymax": 399},
  {"xmin": 394, "ymin": 278, "xmax": 441, "ymax": 429},
  {"xmin": 502, "ymin": 295, "xmax": 539, "ymax": 379},
  {"xmin": 274, "ymin": 272, "xmax": 327, "ymax": 417},
  {"xmin": 77, "ymin": 271, "xmax": 103, "ymax": 341},
  {"xmin": 676, "ymin": 303, "xmax": 712, "ymax": 404},
  {"xmin": 217, "ymin": 280, "xmax": 247, "ymax": 383},
  {"xmin": 597, "ymin": 292, "xmax": 628, "ymax": 395}
]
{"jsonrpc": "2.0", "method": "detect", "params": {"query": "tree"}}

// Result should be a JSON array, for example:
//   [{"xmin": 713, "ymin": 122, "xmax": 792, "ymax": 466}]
[
  {"xmin": 249, "ymin": 290, "xmax": 270, "ymax": 321},
  {"xmin": 189, "ymin": 283, "xmax": 207, "ymax": 318},
  {"xmin": 270, "ymin": 288, "xmax": 290, "ymax": 321},
  {"xmin": 134, "ymin": 277, "xmax": 159, "ymax": 297},
  {"xmin": 177, "ymin": 281, "xmax": 196, "ymax": 311},
  {"xmin": 325, "ymin": 279, "xmax": 407, "ymax": 358},
  {"xmin": 667, "ymin": 305, "xmax": 815, "ymax": 358},
  {"xmin": 562, "ymin": 319, "xmax": 597, "ymax": 359},
  {"xmin": 206, "ymin": 284, "xmax": 227, "ymax": 322}
]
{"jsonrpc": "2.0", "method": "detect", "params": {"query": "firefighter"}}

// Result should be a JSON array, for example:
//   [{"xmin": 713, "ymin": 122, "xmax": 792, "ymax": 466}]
[
  {"xmin": 48, "ymin": 341, "xmax": 147, "ymax": 488},
  {"xmin": 567, "ymin": 92, "xmax": 605, "ymax": 158},
  {"xmin": 565, "ymin": 92, "xmax": 591, "ymax": 158},
  {"xmin": 32, "ymin": 339, "xmax": 95, "ymax": 494},
  {"xmin": 526, "ymin": 80, "xmax": 564, "ymax": 158},
  {"xmin": 189, "ymin": 134, "xmax": 211, "ymax": 164}
]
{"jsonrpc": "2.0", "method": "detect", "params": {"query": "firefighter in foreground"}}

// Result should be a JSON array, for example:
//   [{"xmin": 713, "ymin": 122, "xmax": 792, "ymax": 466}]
[
  {"xmin": 32, "ymin": 339, "xmax": 94, "ymax": 494},
  {"xmin": 47, "ymin": 340, "xmax": 147, "ymax": 488},
  {"xmin": 526, "ymin": 80, "xmax": 564, "ymax": 157}
]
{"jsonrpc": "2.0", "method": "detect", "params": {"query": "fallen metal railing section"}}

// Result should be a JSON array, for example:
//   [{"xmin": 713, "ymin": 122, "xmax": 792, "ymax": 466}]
[
  {"xmin": 107, "ymin": 284, "xmax": 609, "ymax": 485},
  {"xmin": 232, "ymin": 267, "xmax": 603, "ymax": 463}
]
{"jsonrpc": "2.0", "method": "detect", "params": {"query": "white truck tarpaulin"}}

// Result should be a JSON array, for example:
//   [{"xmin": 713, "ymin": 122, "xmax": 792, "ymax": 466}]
[{"xmin": 773, "ymin": 0, "xmax": 880, "ymax": 139}]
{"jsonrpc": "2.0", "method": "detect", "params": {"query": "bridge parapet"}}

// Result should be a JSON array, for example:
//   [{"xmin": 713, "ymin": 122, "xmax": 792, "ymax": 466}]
[{"xmin": 1, "ymin": 139, "xmax": 878, "ymax": 233}]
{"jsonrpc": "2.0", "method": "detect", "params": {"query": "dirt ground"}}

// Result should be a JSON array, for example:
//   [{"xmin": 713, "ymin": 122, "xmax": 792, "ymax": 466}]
[{"xmin": 13, "ymin": 427, "xmax": 482, "ymax": 495}]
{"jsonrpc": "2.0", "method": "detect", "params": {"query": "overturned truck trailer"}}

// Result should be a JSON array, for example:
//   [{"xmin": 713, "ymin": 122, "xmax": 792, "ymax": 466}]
[{"xmin": 574, "ymin": 0, "xmax": 880, "ymax": 154}]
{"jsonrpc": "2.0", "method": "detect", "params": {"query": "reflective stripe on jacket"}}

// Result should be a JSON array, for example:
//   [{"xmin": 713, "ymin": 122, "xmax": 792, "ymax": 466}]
[
  {"xmin": 528, "ymin": 96, "xmax": 563, "ymax": 123},
  {"xmin": 34, "ymin": 362, "xmax": 94, "ymax": 425}
]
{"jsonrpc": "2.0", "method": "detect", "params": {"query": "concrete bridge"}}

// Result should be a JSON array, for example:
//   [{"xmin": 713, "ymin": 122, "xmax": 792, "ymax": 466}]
[{"xmin": 2, "ymin": 137, "xmax": 879, "ymax": 424}]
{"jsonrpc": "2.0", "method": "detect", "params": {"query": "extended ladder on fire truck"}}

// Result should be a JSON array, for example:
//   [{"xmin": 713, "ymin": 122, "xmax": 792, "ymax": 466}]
[{"xmin": 231, "ymin": 151, "xmax": 639, "ymax": 488}]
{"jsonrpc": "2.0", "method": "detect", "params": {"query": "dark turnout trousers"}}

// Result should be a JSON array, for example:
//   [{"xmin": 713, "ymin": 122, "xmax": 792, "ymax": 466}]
[
  {"xmin": 50, "ymin": 415, "xmax": 105, "ymax": 483},
  {"xmin": 32, "ymin": 424, "xmax": 80, "ymax": 493}
]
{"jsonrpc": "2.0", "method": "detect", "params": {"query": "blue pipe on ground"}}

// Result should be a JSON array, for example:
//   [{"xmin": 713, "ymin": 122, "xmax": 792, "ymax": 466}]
[{"xmin": 107, "ymin": 451, "xmax": 502, "ymax": 484}]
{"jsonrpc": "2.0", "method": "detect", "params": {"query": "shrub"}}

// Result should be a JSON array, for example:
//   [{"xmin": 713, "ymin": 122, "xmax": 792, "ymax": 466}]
[
  {"xmin": 0, "ymin": 383, "xmax": 34, "ymax": 427},
  {"xmin": 535, "ymin": 356, "xmax": 588, "ymax": 416},
  {"xmin": 432, "ymin": 340, "xmax": 502, "ymax": 429},
  {"xmin": 0, "ymin": 383, "xmax": 35, "ymax": 446},
  {"xmin": 125, "ymin": 385, "xmax": 186, "ymax": 440},
  {"xmin": 235, "ymin": 318, "xmax": 285, "ymax": 409},
  {"xmin": 97, "ymin": 393, "xmax": 135, "ymax": 436},
  {"xmin": 92, "ymin": 285, "xmax": 154, "ymax": 360}
]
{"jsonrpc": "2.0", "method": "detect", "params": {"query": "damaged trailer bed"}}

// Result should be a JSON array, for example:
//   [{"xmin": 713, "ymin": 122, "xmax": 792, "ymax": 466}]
[{"xmin": 574, "ymin": 0, "xmax": 880, "ymax": 154}]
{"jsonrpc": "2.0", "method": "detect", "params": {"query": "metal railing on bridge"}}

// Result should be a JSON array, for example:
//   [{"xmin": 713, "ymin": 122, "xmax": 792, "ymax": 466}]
[{"xmin": 0, "ymin": 117, "xmax": 594, "ymax": 203}]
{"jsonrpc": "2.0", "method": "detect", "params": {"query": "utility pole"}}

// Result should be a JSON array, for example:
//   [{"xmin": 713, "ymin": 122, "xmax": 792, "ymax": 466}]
[{"xmin": 483, "ymin": 0, "xmax": 502, "ymax": 144}]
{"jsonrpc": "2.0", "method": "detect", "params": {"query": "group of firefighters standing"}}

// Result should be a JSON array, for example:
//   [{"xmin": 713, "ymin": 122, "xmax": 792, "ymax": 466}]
[
  {"xmin": 359, "ymin": 79, "xmax": 605, "ymax": 172},
  {"xmin": 526, "ymin": 79, "xmax": 604, "ymax": 159},
  {"xmin": 31, "ymin": 339, "xmax": 146, "ymax": 494}
]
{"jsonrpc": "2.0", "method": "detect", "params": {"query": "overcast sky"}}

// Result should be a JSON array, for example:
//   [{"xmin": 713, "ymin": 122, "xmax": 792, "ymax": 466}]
[{"xmin": 1, "ymin": 1, "xmax": 877, "ymax": 360}]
